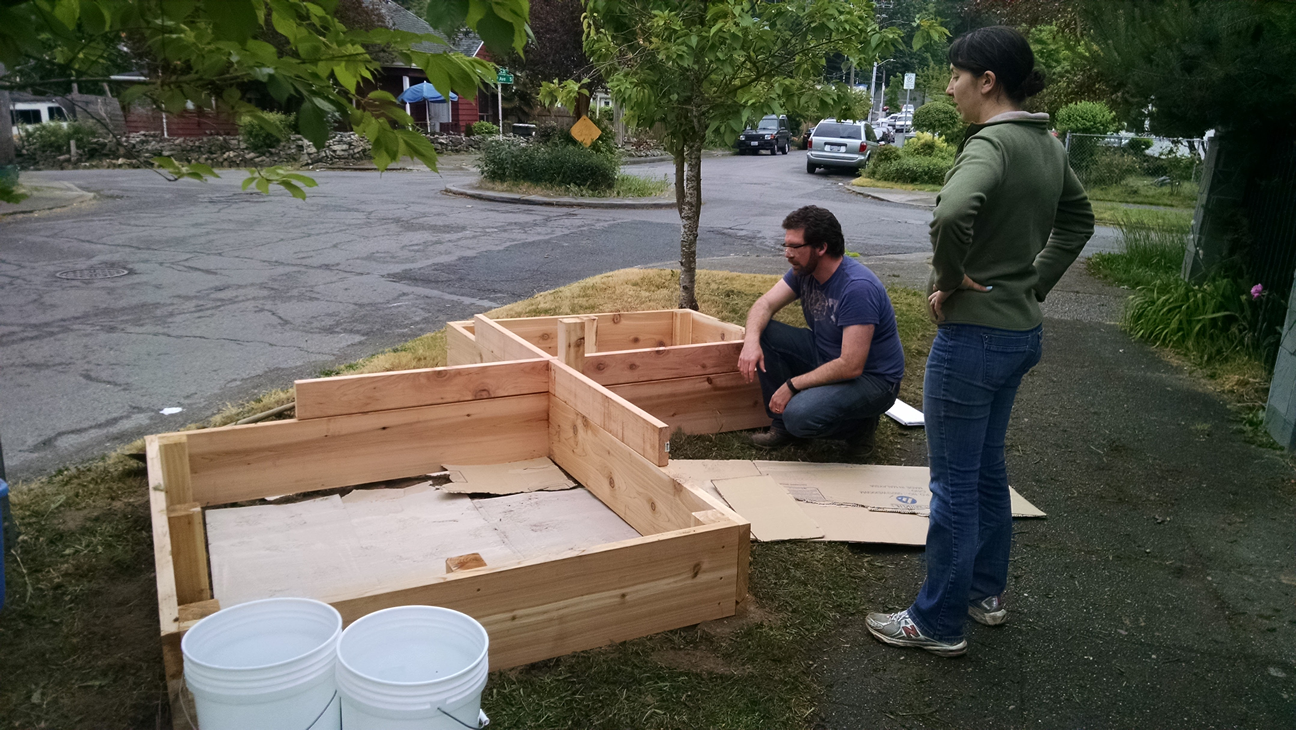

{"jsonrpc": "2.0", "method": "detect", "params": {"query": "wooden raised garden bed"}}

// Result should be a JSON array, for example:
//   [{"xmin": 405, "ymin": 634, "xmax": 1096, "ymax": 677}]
[{"xmin": 147, "ymin": 354, "xmax": 751, "ymax": 726}]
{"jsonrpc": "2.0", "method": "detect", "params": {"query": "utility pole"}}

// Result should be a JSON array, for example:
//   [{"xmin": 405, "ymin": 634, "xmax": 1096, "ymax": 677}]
[{"xmin": 869, "ymin": 62, "xmax": 879, "ymax": 121}]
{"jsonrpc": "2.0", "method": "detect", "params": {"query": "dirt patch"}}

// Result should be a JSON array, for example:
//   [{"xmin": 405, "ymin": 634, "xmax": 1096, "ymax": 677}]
[{"xmin": 652, "ymin": 648, "xmax": 752, "ymax": 676}]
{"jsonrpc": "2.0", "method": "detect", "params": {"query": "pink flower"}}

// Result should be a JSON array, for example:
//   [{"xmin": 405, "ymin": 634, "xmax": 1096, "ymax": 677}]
[{"xmin": 1251, "ymin": 283, "xmax": 1264, "ymax": 300}]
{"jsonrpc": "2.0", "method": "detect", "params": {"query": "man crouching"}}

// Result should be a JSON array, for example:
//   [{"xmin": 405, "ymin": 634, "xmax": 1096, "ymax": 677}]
[{"xmin": 738, "ymin": 205, "xmax": 905, "ymax": 458}]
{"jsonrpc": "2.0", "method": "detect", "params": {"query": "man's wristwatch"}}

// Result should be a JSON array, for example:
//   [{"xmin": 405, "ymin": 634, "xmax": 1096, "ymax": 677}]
[{"xmin": 786, "ymin": 378, "xmax": 802, "ymax": 396}]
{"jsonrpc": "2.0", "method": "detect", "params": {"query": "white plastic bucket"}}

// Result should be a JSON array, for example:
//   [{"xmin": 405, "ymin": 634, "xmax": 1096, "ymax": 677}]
[
  {"xmin": 182, "ymin": 597, "xmax": 342, "ymax": 730},
  {"xmin": 336, "ymin": 605, "xmax": 490, "ymax": 730}
]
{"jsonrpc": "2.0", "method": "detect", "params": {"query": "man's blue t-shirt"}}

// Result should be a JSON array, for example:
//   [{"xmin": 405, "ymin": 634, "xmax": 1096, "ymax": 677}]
[{"xmin": 782, "ymin": 257, "xmax": 905, "ymax": 384}]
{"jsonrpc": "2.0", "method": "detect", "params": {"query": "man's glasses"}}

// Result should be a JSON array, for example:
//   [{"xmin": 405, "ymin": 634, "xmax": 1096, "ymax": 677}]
[{"xmin": 783, "ymin": 242, "xmax": 813, "ymax": 250}]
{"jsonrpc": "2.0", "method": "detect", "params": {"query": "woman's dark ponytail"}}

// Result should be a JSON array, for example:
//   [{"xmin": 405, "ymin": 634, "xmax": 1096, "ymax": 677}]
[{"xmin": 947, "ymin": 26, "xmax": 1046, "ymax": 103}]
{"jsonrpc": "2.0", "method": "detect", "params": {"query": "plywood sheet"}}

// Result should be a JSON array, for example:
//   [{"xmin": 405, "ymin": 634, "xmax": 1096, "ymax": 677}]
[
  {"xmin": 441, "ymin": 457, "xmax": 575, "ymax": 494},
  {"xmin": 712, "ymin": 475, "xmax": 823, "ymax": 542}
]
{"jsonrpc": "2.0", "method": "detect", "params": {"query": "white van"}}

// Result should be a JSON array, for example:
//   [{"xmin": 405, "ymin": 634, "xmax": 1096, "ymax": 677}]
[{"xmin": 11, "ymin": 102, "xmax": 69, "ymax": 137}]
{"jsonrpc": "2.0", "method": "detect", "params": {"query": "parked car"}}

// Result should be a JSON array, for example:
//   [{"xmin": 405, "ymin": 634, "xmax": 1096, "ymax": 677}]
[
  {"xmin": 10, "ymin": 101, "xmax": 68, "ymax": 138},
  {"xmin": 736, "ymin": 115, "xmax": 791, "ymax": 155},
  {"xmin": 806, "ymin": 119, "xmax": 877, "ymax": 174},
  {"xmin": 800, "ymin": 123, "xmax": 816, "ymax": 150},
  {"xmin": 893, "ymin": 112, "xmax": 913, "ymax": 133}
]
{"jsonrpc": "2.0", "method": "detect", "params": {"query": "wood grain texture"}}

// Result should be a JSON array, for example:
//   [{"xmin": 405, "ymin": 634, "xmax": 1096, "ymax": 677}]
[
  {"xmin": 331, "ymin": 523, "xmax": 741, "ymax": 671},
  {"xmin": 609, "ymin": 372, "xmax": 771, "ymax": 435},
  {"xmin": 167, "ymin": 502, "xmax": 212, "ymax": 604},
  {"xmin": 550, "ymin": 360, "xmax": 670, "ymax": 466},
  {"xmin": 672, "ymin": 310, "xmax": 693, "ymax": 346},
  {"xmin": 294, "ymin": 359, "xmax": 550, "ymax": 419},
  {"xmin": 549, "ymin": 396, "xmax": 706, "ymax": 535},
  {"xmin": 474, "ymin": 314, "xmax": 551, "ymax": 363},
  {"xmin": 445, "ymin": 320, "xmax": 481, "ymax": 367},
  {"xmin": 689, "ymin": 312, "xmax": 745, "ymax": 343},
  {"xmin": 582, "ymin": 341, "xmax": 742, "ymax": 386},
  {"xmin": 492, "ymin": 310, "xmax": 676, "ymax": 355},
  {"xmin": 185, "ymin": 394, "xmax": 550, "ymax": 506},
  {"xmin": 446, "ymin": 553, "xmax": 488, "ymax": 572},
  {"xmin": 556, "ymin": 318, "xmax": 586, "ymax": 372},
  {"xmin": 146, "ymin": 435, "xmax": 182, "ymax": 638}
]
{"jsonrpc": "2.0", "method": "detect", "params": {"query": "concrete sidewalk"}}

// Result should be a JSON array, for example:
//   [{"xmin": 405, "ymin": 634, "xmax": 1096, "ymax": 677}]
[
  {"xmin": 813, "ymin": 266, "xmax": 1296, "ymax": 728},
  {"xmin": 845, "ymin": 184, "xmax": 938, "ymax": 209},
  {"xmin": 0, "ymin": 181, "xmax": 94, "ymax": 216}
]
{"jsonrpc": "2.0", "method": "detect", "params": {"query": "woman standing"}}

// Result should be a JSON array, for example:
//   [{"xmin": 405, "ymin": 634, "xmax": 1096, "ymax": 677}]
[{"xmin": 866, "ymin": 26, "xmax": 1095, "ymax": 656}]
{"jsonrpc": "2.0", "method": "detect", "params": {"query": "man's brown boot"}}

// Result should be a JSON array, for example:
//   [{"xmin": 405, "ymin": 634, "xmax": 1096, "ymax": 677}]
[{"xmin": 750, "ymin": 427, "xmax": 803, "ymax": 449}]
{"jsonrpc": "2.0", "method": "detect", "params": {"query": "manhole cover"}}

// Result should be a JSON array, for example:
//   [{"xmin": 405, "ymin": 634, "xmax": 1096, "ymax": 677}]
[{"xmin": 56, "ymin": 268, "xmax": 130, "ymax": 280}]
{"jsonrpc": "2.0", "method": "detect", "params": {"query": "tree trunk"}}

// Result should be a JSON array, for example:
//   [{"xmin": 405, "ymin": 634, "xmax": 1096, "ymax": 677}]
[
  {"xmin": 0, "ymin": 64, "xmax": 15, "ymax": 168},
  {"xmin": 674, "ymin": 152, "xmax": 685, "ymax": 209},
  {"xmin": 677, "ymin": 136, "xmax": 704, "ymax": 310}
]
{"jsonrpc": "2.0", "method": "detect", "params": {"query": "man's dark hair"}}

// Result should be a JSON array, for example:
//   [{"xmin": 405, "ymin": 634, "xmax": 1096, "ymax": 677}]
[
  {"xmin": 947, "ymin": 25, "xmax": 1046, "ymax": 104},
  {"xmin": 782, "ymin": 205, "xmax": 845, "ymax": 257}
]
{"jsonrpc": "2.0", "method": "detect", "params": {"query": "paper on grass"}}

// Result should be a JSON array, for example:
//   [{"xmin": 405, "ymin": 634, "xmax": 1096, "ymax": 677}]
[
  {"xmin": 713, "ymin": 475, "xmax": 824, "ymax": 542},
  {"xmin": 441, "ymin": 457, "xmax": 575, "ymax": 495},
  {"xmin": 885, "ymin": 399, "xmax": 924, "ymax": 427}
]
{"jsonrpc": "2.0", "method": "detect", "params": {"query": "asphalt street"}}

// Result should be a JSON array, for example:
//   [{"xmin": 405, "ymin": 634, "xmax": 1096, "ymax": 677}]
[{"xmin": 0, "ymin": 149, "xmax": 1117, "ymax": 480}]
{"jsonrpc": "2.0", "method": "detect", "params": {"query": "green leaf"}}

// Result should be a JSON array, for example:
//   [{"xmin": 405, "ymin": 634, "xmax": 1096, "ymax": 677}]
[
  {"xmin": 424, "ymin": 0, "xmax": 469, "ymax": 37},
  {"xmin": 282, "ymin": 173, "xmax": 318, "ymax": 187},
  {"xmin": 52, "ymin": 0, "xmax": 79, "ymax": 29},
  {"xmin": 278, "ymin": 180, "xmax": 307, "ymax": 200},
  {"xmin": 297, "ymin": 101, "xmax": 330, "ymax": 149},
  {"xmin": 209, "ymin": 0, "xmax": 263, "ymax": 42},
  {"xmin": 474, "ymin": 9, "xmax": 519, "ymax": 57},
  {"xmin": 161, "ymin": 0, "xmax": 197, "ymax": 22},
  {"xmin": 255, "ymin": 176, "xmax": 271, "ymax": 194},
  {"xmin": 242, "ymin": 176, "xmax": 256, "ymax": 191},
  {"xmin": 187, "ymin": 163, "xmax": 219, "ymax": 178}
]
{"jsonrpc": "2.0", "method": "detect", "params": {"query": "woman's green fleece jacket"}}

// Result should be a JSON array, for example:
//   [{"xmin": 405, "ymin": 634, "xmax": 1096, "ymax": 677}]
[{"xmin": 928, "ymin": 113, "xmax": 1095, "ymax": 330}]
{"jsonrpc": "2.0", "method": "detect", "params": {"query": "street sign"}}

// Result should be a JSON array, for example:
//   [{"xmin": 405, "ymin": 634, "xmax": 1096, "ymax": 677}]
[
  {"xmin": 903, "ymin": 73, "xmax": 916, "ymax": 90},
  {"xmin": 496, "ymin": 68, "xmax": 514, "ymax": 85}
]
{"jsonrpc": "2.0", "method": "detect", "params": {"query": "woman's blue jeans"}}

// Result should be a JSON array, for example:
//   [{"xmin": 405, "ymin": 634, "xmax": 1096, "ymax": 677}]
[{"xmin": 908, "ymin": 323, "xmax": 1043, "ymax": 641}]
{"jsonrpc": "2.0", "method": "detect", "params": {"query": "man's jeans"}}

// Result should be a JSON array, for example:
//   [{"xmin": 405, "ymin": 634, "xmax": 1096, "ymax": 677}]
[
  {"xmin": 908, "ymin": 323, "xmax": 1043, "ymax": 641},
  {"xmin": 756, "ymin": 321, "xmax": 900, "ymax": 439}
]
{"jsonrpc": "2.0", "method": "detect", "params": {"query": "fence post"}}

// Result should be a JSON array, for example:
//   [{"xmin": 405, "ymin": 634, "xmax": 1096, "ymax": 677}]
[
  {"xmin": 1265, "ymin": 272, "xmax": 1296, "ymax": 451},
  {"xmin": 1182, "ymin": 132, "xmax": 1247, "ymax": 283},
  {"xmin": 1064, "ymin": 132, "xmax": 1071, "ymax": 153}
]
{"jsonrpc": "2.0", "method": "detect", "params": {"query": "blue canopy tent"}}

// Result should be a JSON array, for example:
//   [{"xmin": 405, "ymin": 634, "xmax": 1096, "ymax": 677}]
[{"xmin": 398, "ymin": 82, "xmax": 458, "ymax": 132}]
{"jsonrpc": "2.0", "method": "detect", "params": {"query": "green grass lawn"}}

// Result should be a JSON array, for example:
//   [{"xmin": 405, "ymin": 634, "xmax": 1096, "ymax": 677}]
[
  {"xmin": 0, "ymin": 268, "xmax": 936, "ymax": 730},
  {"xmin": 476, "ymin": 173, "xmax": 671, "ymax": 199},
  {"xmin": 1085, "ymin": 177, "xmax": 1198, "ymax": 208},
  {"xmin": 849, "ymin": 176, "xmax": 942, "ymax": 193}
]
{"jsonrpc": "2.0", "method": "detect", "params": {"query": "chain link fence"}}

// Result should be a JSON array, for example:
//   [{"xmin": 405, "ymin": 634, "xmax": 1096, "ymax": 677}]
[{"xmin": 1065, "ymin": 133, "xmax": 1206, "ymax": 204}]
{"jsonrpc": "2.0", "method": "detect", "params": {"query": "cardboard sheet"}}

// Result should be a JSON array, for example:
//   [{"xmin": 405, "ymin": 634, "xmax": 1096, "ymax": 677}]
[
  {"xmin": 712, "ymin": 475, "xmax": 824, "ymax": 541},
  {"xmin": 206, "ymin": 484, "xmax": 639, "ymax": 607},
  {"xmin": 885, "ymin": 399, "xmax": 925, "ymax": 427},
  {"xmin": 753, "ymin": 461, "xmax": 1045, "ymax": 518},
  {"xmin": 664, "ymin": 459, "xmax": 1046, "ymax": 546},
  {"xmin": 441, "ymin": 457, "xmax": 576, "ymax": 494},
  {"xmin": 799, "ymin": 503, "xmax": 930, "ymax": 545},
  {"xmin": 472, "ymin": 489, "xmax": 641, "ymax": 556}
]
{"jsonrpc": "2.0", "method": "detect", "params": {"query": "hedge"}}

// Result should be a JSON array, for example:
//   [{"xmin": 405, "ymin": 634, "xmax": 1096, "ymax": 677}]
[{"xmin": 478, "ymin": 139, "xmax": 619, "ymax": 190}]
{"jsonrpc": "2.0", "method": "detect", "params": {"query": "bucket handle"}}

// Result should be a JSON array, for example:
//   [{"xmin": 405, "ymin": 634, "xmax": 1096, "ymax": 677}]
[
  {"xmin": 438, "ymin": 707, "xmax": 490, "ymax": 729},
  {"xmin": 178, "ymin": 679, "xmax": 338, "ymax": 730}
]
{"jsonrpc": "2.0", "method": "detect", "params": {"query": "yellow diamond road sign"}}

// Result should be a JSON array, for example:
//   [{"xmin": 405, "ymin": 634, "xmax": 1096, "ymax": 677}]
[{"xmin": 570, "ymin": 115, "xmax": 602, "ymax": 148}]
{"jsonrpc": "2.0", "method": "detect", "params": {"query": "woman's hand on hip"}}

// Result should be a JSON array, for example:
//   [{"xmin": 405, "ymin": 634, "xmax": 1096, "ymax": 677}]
[{"xmin": 929, "ymin": 275, "xmax": 991, "ymax": 320}]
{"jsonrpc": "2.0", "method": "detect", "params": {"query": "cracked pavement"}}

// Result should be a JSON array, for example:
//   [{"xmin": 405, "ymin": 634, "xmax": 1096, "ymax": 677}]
[{"xmin": 0, "ymin": 150, "xmax": 1118, "ymax": 480}]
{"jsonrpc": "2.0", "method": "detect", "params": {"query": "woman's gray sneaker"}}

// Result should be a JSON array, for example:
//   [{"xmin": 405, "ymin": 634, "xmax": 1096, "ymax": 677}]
[
  {"xmin": 865, "ymin": 609, "xmax": 967, "ymax": 657},
  {"xmin": 968, "ymin": 595, "xmax": 1008, "ymax": 626}
]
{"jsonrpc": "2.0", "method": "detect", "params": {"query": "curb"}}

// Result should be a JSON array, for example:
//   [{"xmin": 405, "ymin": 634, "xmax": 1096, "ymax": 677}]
[
  {"xmin": 621, "ymin": 155, "xmax": 672, "ymax": 166},
  {"xmin": 443, "ymin": 184, "xmax": 677, "ymax": 209},
  {"xmin": 0, "ymin": 181, "xmax": 95, "ymax": 217},
  {"xmin": 842, "ymin": 184, "xmax": 936, "ymax": 209}
]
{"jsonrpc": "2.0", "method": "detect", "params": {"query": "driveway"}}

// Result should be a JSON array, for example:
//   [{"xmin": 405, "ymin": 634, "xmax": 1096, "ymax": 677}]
[{"xmin": 0, "ymin": 150, "xmax": 1117, "ymax": 480}]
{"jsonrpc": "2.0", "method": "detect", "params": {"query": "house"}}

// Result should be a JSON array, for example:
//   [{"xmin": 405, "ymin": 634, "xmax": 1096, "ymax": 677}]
[{"xmin": 363, "ymin": 0, "xmax": 487, "ymax": 134}]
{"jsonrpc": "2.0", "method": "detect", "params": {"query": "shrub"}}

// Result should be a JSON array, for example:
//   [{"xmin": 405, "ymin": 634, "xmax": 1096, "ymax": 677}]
[
  {"xmin": 238, "ymin": 111, "xmax": 295, "ymax": 154},
  {"xmin": 1124, "ymin": 276, "xmax": 1259, "ymax": 359},
  {"xmin": 1080, "ymin": 147, "xmax": 1141, "ymax": 187},
  {"xmin": 913, "ymin": 101, "xmax": 963, "ymax": 142},
  {"xmin": 17, "ymin": 120, "xmax": 101, "ymax": 158},
  {"xmin": 467, "ymin": 121, "xmax": 499, "ymax": 137},
  {"xmin": 868, "ymin": 153, "xmax": 952, "ymax": 185},
  {"xmin": 1127, "ymin": 137, "xmax": 1153, "ymax": 155},
  {"xmin": 1055, "ymin": 101, "xmax": 1118, "ymax": 135},
  {"xmin": 869, "ymin": 144, "xmax": 902, "ymax": 166},
  {"xmin": 478, "ymin": 138, "xmax": 619, "ymax": 190},
  {"xmin": 902, "ymin": 131, "xmax": 954, "ymax": 159}
]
